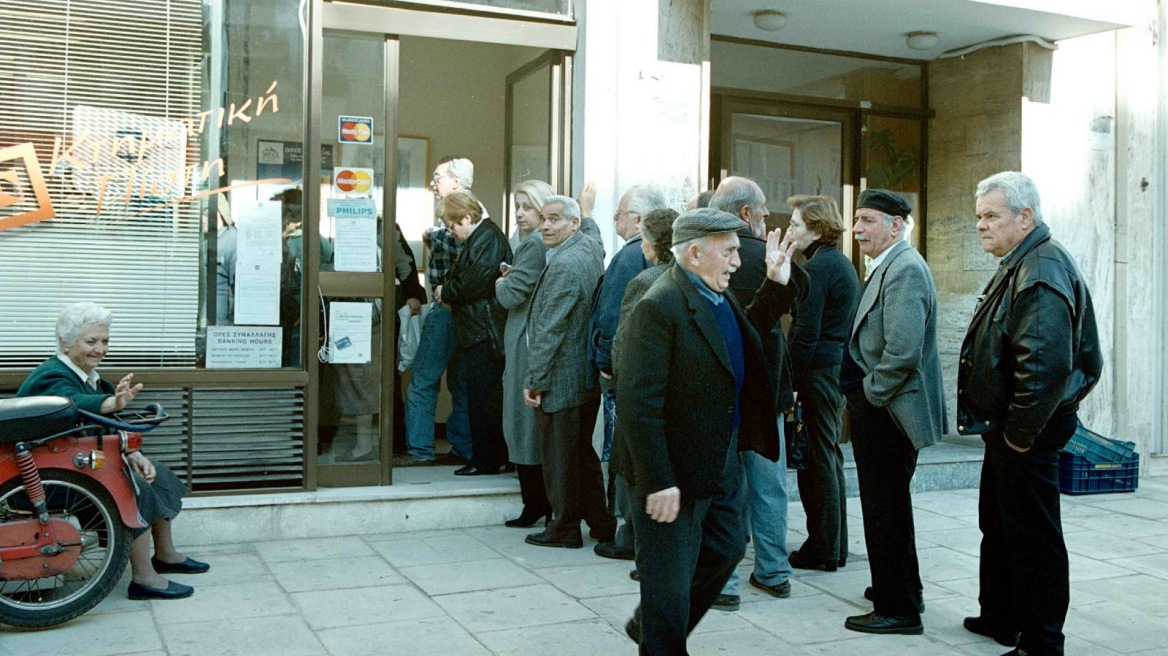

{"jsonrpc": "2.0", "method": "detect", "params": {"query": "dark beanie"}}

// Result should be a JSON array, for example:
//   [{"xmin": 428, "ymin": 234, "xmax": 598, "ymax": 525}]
[{"xmin": 856, "ymin": 189, "xmax": 912, "ymax": 218}]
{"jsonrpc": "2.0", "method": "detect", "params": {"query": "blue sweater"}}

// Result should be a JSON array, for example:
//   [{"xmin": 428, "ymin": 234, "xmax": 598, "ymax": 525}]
[{"xmin": 588, "ymin": 236, "xmax": 650, "ymax": 374}]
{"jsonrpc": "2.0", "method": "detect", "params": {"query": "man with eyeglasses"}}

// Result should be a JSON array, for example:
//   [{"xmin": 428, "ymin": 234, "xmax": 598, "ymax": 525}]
[
  {"xmin": 589, "ymin": 185, "xmax": 669, "ymax": 563},
  {"xmin": 401, "ymin": 156, "xmax": 481, "ymax": 467}
]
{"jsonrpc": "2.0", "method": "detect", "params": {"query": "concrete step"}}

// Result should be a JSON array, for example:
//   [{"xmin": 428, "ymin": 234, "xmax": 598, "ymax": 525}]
[{"xmin": 175, "ymin": 440, "xmax": 986, "ymax": 548}]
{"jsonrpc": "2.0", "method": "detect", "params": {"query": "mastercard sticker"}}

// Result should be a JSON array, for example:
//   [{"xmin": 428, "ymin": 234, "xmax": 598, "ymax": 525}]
[
  {"xmin": 334, "ymin": 167, "xmax": 374, "ymax": 195},
  {"xmin": 338, "ymin": 115, "xmax": 373, "ymax": 144}
]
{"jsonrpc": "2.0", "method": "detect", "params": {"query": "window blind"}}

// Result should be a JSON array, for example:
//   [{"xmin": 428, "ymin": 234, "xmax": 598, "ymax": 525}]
[{"xmin": 0, "ymin": 0, "xmax": 204, "ymax": 369}]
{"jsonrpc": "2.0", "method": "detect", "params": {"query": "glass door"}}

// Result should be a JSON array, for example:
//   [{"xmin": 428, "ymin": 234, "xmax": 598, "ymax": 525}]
[
  {"xmin": 504, "ymin": 51, "xmax": 569, "ymax": 231},
  {"xmin": 313, "ymin": 30, "xmax": 399, "ymax": 486}
]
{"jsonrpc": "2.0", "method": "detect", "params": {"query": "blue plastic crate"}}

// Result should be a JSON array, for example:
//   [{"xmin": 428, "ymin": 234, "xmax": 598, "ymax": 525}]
[
  {"xmin": 1058, "ymin": 450, "xmax": 1139, "ymax": 495},
  {"xmin": 1062, "ymin": 423, "xmax": 1136, "ymax": 464}
]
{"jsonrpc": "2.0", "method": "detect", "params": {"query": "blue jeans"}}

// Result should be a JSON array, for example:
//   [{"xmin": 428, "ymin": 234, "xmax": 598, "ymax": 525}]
[
  {"xmin": 722, "ymin": 420, "xmax": 791, "ymax": 594},
  {"xmin": 405, "ymin": 303, "xmax": 471, "ymax": 460}
]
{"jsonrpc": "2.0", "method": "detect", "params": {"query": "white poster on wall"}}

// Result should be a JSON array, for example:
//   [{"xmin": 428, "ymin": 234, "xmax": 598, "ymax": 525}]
[
  {"xmin": 329, "ymin": 301, "xmax": 373, "ymax": 364},
  {"xmin": 205, "ymin": 326, "xmax": 282, "ymax": 368},
  {"xmin": 329, "ymin": 198, "xmax": 378, "ymax": 272},
  {"xmin": 233, "ymin": 260, "xmax": 281, "ymax": 325},
  {"xmin": 234, "ymin": 200, "xmax": 283, "ymax": 263}
]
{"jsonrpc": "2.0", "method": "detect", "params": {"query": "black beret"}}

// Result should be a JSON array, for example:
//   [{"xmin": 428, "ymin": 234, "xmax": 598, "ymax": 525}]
[{"xmin": 856, "ymin": 189, "xmax": 912, "ymax": 218}]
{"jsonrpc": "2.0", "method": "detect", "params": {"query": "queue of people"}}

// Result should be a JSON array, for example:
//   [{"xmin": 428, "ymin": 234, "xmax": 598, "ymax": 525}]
[{"xmin": 29, "ymin": 166, "xmax": 1098, "ymax": 656}]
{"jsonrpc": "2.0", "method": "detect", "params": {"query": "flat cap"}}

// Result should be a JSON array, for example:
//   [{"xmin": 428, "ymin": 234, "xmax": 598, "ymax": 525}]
[
  {"xmin": 671, "ymin": 208, "xmax": 743, "ymax": 245},
  {"xmin": 857, "ymin": 189, "xmax": 912, "ymax": 218}
]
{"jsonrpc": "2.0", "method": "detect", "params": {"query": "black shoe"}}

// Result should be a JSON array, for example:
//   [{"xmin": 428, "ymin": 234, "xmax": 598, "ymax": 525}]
[
  {"xmin": 964, "ymin": 616, "xmax": 1020, "ymax": 647},
  {"xmin": 1000, "ymin": 650, "xmax": 1029, "ymax": 656},
  {"xmin": 454, "ymin": 465, "xmax": 500, "ymax": 476},
  {"xmin": 864, "ymin": 586, "xmax": 925, "ymax": 613},
  {"xmin": 629, "ymin": 568, "xmax": 639, "ymax": 581},
  {"xmin": 151, "ymin": 556, "xmax": 210, "ymax": 574},
  {"xmin": 844, "ymin": 611, "xmax": 923, "ymax": 635},
  {"xmin": 749, "ymin": 573, "xmax": 791, "ymax": 598},
  {"xmin": 525, "ymin": 530, "xmax": 583, "ymax": 549},
  {"xmin": 588, "ymin": 525, "xmax": 616, "ymax": 542},
  {"xmin": 789, "ymin": 549, "xmax": 839, "ymax": 572},
  {"xmin": 594, "ymin": 541, "xmax": 635, "ymax": 560},
  {"xmin": 504, "ymin": 507, "xmax": 550, "ymax": 528},
  {"xmin": 128, "ymin": 580, "xmax": 194, "ymax": 600},
  {"xmin": 711, "ymin": 593, "xmax": 740, "ymax": 612},
  {"xmin": 625, "ymin": 617, "xmax": 641, "ymax": 644}
]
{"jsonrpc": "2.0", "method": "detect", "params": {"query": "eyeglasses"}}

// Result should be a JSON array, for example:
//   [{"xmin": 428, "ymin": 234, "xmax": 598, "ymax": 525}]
[
  {"xmin": 614, "ymin": 209, "xmax": 640, "ymax": 219},
  {"xmin": 431, "ymin": 172, "xmax": 452, "ymax": 182}
]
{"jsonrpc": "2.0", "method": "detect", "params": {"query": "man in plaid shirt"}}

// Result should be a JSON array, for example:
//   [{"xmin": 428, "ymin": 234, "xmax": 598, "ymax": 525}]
[{"xmin": 402, "ymin": 156, "xmax": 487, "ymax": 464}]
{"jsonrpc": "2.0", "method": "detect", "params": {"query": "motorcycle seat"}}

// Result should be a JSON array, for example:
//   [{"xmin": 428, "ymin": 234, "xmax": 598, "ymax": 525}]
[{"xmin": 0, "ymin": 396, "xmax": 80, "ymax": 443}]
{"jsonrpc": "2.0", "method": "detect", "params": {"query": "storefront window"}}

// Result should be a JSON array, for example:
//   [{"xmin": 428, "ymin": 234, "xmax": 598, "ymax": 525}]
[{"xmin": 0, "ymin": 0, "xmax": 308, "ymax": 370}]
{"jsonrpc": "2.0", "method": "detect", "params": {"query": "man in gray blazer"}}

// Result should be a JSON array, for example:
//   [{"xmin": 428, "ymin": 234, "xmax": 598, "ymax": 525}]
[
  {"xmin": 523, "ymin": 195, "xmax": 616, "ymax": 548},
  {"xmin": 840, "ymin": 189, "xmax": 946, "ymax": 636}
]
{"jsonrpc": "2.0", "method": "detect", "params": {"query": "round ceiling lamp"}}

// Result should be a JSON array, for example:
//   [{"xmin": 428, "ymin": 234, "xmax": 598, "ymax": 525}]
[
  {"xmin": 906, "ymin": 31, "xmax": 939, "ymax": 50},
  {"xmin": 753, "ymin": 10, "xmax": 788, "ymax": 32}
]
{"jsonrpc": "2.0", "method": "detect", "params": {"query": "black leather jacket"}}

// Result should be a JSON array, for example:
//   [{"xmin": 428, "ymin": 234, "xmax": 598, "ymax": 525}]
[
  {"xmin": 441, "ymin": 219, "xmax": 512, "ymax": 356},
  {"xmin": 956, "ymin": 223, "xmax": 1102, "ymax": 449}
]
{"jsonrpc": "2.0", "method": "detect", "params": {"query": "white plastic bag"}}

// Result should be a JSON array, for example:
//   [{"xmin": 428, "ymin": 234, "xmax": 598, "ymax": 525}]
[{"xmin": 397, "ymin": 303, "xmax": 428, "ymax": 372}]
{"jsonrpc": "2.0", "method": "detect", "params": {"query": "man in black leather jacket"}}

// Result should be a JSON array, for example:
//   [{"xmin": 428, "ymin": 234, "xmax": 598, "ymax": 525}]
[
  {"xmin": 438, "ymin": 190, "xmax": 513, "ymax": 475},
  {"xmin": 958, "ymin": 171, "xmax": 1102, "ymax": 656}
]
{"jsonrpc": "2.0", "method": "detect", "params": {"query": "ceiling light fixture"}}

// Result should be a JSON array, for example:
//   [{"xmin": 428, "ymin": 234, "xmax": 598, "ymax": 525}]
[
  {"xmin": 753, "ymin": 10, "xmax": 788, "ymax": 32},
  {"xmin": 906, "ymin": 31, "xmax": 939, "ymax": 50}
]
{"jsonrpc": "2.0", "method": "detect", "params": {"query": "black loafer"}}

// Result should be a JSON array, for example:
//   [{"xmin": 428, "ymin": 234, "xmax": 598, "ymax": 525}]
[
  {"xmin": 525, "ymin": 530, "xmax": 583, "ymax": 549},
  {"xmin": 151, "ymin": 556, "xmax": 210, "ymax": 575},
  {"xmin": 864, "ymin": 586, "xmax": 925, "ymax": 613},
  {"xmin": 625, "ymin": 616, "xmax": 641, "ymax": 644},
  {"xmin": 749, "ymin": 573, "xmax": 791, "ymax": 598},
  {"xmin": 844, "ymin": 611, "xmax": 923, "ymax": 635},
  {"xmin": 454, "ymin": 465, "xmax": 500, "ymax": 476},
  {"xmin": 594, "ymin": 541, "xmax": 635, "ymax": 560},
  {"xmin": 128, "ymin": 580, "xmax": 194, "ymax": 600},
  {"xmin": 964, "ymin": 616, "xmax": 1020, "ymax": 647},
  {"xmin": 629, "ymin": 568, "xmax": 639, "ymax": 581},
  {"xmin": 789, "ymin": 549, "xmax": 839, "ymax": 572}
]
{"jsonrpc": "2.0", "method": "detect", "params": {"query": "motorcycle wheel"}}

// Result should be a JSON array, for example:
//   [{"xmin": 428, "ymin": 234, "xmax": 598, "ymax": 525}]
[{"xmin": 0, "ymin": 469, "xmax": 133, "ymax": 628}]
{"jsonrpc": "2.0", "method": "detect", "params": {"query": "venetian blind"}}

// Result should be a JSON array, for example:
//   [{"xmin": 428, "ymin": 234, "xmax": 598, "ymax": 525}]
[{"xmin": 0, "ymin": 0, "xmax": 203, "ymax": 368}]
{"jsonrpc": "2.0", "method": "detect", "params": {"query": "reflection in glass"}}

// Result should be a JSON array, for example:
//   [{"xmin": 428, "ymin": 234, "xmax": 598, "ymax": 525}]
[{"xmin": 318, "ymin": 296, "xmax": 383, "ymax": 464}]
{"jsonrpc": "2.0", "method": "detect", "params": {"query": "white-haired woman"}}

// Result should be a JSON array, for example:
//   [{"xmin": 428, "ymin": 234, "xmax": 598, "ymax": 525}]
[
  {"xmin": 495, "ymin": 179, "xmax": 555, "ymax": 526},
  {"xmin": 16, "ymin": 302, "xmax": 208, "ymax": 601}
]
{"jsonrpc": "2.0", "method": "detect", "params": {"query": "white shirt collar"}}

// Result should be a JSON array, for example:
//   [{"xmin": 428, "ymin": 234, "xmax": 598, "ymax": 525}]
[
  {"xmin": 56, "ymin": 353, "xmax": 101, "ymax": 391},
  {"xmin": 865, "ymin": 240, "xmax": 901, "ymax": 279}
]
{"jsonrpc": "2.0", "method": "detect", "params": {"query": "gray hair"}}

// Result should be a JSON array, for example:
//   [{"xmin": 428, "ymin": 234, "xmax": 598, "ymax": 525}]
[
  {"xmin": 56, "ymin": 302, "xmax": 111, "ymax": 350},
  {"xmin": 710, "ymin": 177, "xmax": 764, "ymax": 218},
  {"xmin": 543, "ymin": 195, "xmax": 581, "ymax": 220},
  {"xmin": 623, "ymin": 185, "xmax": 670, "ymax": 216},
  {"xmin": 975, "ymin": 171, "xmax": 1044, "ymax": 225},
  {"xmin": 670, "ymin": 238, "xmax": 700, "ymax": 263},
  {"xmin": 447, "ymin": 158, "xmax": 475, "ymax": 189}
]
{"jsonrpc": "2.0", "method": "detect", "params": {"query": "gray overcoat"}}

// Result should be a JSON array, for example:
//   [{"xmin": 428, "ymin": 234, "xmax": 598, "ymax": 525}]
[{"xmin": 495, "ymin": 230, "xmax": 548, "ymax": 465}]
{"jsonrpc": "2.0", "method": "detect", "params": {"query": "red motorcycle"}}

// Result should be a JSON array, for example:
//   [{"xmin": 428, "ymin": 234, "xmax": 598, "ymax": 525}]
[{"xmin": 0, "ymin": 396, "xmax": 167, "ymax": 628}]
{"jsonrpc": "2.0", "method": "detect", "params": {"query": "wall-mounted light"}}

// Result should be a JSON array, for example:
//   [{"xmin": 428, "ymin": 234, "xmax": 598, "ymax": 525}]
[
  {"xmin": 753, "ymin": 10, "xmax": 788, "ymax": 32},
  {"xmin": 906, "ymin": 31, "xmax": 939, "ymax": 50}
]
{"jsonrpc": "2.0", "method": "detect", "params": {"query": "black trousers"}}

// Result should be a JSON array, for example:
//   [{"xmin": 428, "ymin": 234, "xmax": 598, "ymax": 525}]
[
  {"xmin": 796, "ymin": 365, "xmax": 848, "ymax": 561},
  {"xmin": 459, "ymin": 341, "xmax": 504, "ymax": 471},
  {"xmin": 631, "ymin": 436, "xmax": 745, "ymax": 656},
  {"xmin": 847, "ymin": 390, "xmax": 922, "ymax": 619},
  {"xmin": 978, "ymin": 412, "xmax": 1075, "ymax": 656},
  {"xmin": 536, "ymin": 395, "xmax": 614, "ymax": 541}
]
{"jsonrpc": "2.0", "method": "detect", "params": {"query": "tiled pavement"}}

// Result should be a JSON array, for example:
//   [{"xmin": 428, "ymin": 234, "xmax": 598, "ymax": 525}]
[{"xmin": 4, "ymin": 480, "xmax": 1168, "ymax": 655}]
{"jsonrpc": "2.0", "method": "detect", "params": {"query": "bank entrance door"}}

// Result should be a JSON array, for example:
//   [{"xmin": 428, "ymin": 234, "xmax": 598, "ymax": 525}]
[{"xmin": 310, "ymin": 4, "xmax": 576, "ymax": 487}]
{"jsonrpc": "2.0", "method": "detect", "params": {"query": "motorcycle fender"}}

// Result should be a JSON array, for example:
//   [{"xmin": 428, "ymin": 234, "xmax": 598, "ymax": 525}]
[{"xmin": 0, "ymin": 434, "xmax": 147, "ymax": 530}]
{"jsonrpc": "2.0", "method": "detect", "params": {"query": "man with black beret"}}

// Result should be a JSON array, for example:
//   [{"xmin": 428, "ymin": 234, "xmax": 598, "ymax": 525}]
[
  {"xmin": 841, "ymin": 189, "xmax": 947, "ymax": 635},
  {"xmin": 617, "ymin": 208, "xmax": 798, "ymax": 654}
]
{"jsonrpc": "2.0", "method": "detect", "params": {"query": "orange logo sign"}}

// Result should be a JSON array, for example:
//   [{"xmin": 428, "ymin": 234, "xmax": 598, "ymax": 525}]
[
  {"xmin": 0, "ymin": 143, "xmax": 56, "ymax": 231},
  {"xmin": 334, "ymin": 168, "xmax": 373, "ymax": 194}
]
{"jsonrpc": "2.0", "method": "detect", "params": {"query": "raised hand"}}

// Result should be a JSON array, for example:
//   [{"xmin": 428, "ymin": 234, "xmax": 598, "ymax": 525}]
[
  {"xmin": 765, "ymin": 228, "xmax": 797, "ymax": 285},
  {"xmin": 576, "ymin": 182, "xmax": 597, "ymax": 218}
]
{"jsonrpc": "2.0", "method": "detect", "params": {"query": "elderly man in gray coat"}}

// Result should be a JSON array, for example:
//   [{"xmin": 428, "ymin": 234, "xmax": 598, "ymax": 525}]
[
  {"xmin": 840, "ymin": 189, "xmax": 946, "ymax": 636},
  {"xmin": 523, "ymin": 195, "xmax": 616, "ymax": 548}
]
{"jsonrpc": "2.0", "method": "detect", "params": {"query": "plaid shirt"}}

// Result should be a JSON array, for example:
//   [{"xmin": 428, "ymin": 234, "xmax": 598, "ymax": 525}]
[{"xmin": 426, "ymin": 204, "xmax": 489, "ymax": 292}]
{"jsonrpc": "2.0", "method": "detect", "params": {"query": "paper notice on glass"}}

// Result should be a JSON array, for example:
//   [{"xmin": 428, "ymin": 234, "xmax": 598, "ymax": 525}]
[
  {"xmin": 234, "ymin": 260, "xmax": 281, "ymax": 325},
  {"xmin": 205, "ymin": 326, "xmax": 282, "ymax": 368},
  {"xmin": 235, "ymin": 199, "xmax": 283, "ymax": 263},
  {"xmin": 329, "ymin": 198, "xmax": 378, "ymax": 272},
  {"xmin": 329, "ymin": 301, "xmax": 373, "ymax": 363}
]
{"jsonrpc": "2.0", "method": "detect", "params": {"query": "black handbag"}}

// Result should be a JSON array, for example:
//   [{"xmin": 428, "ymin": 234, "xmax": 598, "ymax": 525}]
[{"xmin": 785, "ymin": 403, "xmax": 809, "ymax": 471}]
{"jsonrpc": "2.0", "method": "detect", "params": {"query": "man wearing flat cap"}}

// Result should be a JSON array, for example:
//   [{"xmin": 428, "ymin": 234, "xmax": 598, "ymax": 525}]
[
  {"xmin": 841, "ymin": 189, "xmax": 946, "ymax": 636},
  {"xmin": 617, "ymin": 208, "xmax": 798, "ymax": 654}
]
